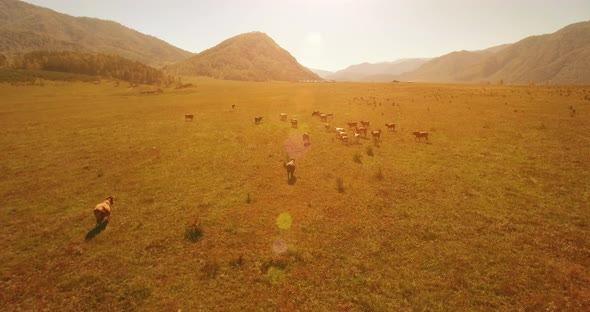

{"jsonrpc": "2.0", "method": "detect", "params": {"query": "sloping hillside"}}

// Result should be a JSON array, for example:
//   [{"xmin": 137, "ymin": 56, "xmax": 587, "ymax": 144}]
[
  {"xmin": 0, "ymin": 0, "xmax": 192, "ymax": 66},
  {"xmin": 326, "ymin": 58, "xmax": 430, "ymax": 82},
  {"xmin": 165, "ymin": 32, "xmax": 321, "ymax": 82},
  {"xmin": 402, "ymin": 21, "xmax": 590, "ymax": 84},
  {"xmin": 483, "ymin": 21, "xmax": 590, "ymax": 84},
  {"xmin": 400, "ymin": 50, "xmax": 496, "ymax": 82}
]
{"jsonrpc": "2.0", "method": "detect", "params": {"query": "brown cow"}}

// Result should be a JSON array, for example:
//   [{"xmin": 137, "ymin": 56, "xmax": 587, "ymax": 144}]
[
  {"xmin": 360, "ymin": 120, "xmax": 370, "ymax": 128},
  {"xmin": 280, "ymin": 113, "xmax": 287, "ymax": 121},
  {"xmin": 320, "ymin": 114, "xmax": 328, "ymax": 122},
  {"xmin": 355, "ymin": 126, "xmax": 367, "ymax": 137},
  {"xmin": 385, "ymin": 123, "xmax": 396, "ymax": 131},
  {"xmin": 324, "ymin": 123, "xmax": 331, "ymax": 131},
  {"xmin": 303, "ymin": 132, "xmax": 310, "ymax": 146},
  {"xmin": 255, "ymin": 116, "xmax": 263, "ymax": 124},
  {"xmin": 185, "ymin": 114, "xmax": 194, "ymax": 121},
  {"xmin": 291, "ymin": 118, "xmax": 298, "ymax": 128},
  {"xmin": 347, "ymin": 122, "xmax": 358, "ymax": 128},
  {"xmin": 371, "ymin": 130, "xmax": 382, "ymax": 142},
  {"xmin": 284, "ymin": 159, "xmax": 296, "ymax": 181},
  {"xmin": 412, "ymin": 131, "xmax": 429, "ymax": 142},
  {"xmin": 94, "ymin": 196, "xmax": 114, "ymax": 226}
]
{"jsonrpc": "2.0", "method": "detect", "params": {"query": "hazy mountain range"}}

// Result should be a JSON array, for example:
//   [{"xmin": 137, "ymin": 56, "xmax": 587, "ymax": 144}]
[
  {"xmin": 319, "ymin": 58, "xmax": 431, "ymax": 82},
  {"xmin": 1, "ymin": 0, "xmax": 589, "ymax": 84}
]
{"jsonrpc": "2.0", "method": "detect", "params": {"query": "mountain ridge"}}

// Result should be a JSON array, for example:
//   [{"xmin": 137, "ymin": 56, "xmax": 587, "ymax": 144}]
[
  {"xmin": 165, "ymin": 32, "xmax": 321, "ymax": 82},
  {"xmin": 0, "ymin": 0, "xmax": 192, "ymax": 66},
  {"xmin": 400, "ymin": 21, "xmax": 590, "ymax": 84}
]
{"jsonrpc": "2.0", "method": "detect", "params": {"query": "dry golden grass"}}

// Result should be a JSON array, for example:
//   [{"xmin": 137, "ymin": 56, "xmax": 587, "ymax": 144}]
[{"xmin": 0, "ymin": 79, "xmax": 589, "ymax": 311}]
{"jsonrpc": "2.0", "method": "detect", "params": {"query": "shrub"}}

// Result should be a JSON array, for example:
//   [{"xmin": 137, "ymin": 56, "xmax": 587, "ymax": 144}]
[
  {"xmin": 353, "ymin": 152, "xmax": 362, "ymax": 164},
  {"xmin": 374, "ymin": 167, "xmax": 384, "ymax": 181},
  {"xmin": 185, "ymin": 216, "xmax": 203, "ymax": 242},
  {"xmin": 201, "ymin": 260, "xmax": 219, "ymax": 279},
  {"xmin": 336, "ymin": 178, "xmax": 345, "ymax": 193}
]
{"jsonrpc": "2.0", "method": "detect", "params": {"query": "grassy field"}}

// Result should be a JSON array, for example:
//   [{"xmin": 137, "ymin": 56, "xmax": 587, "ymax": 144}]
[{"xmin": 0, "ymin": 78, "xmax": 589, "ymax": 311}]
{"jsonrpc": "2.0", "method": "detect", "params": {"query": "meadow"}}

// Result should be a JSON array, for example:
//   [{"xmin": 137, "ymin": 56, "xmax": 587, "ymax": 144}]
[{"xmin": 0, "ymin": 78, "xmax": 589, "ymax": 311}]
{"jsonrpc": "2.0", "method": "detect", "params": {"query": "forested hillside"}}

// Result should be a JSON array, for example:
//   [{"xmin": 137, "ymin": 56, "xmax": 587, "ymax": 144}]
[{"xmin": 7, "ymin": 51, "xmax": 172, "ymax": 84}]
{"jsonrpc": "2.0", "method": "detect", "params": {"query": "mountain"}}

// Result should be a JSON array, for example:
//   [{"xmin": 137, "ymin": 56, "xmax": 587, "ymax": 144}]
[
  {"xmin": 398, "ymin": 50, "xmax": 499, "ymax": 82},
  {"xmin": 310, "ymin": 68, "xmax": 334, "ymax": 79},
  {"xmin": 326, "ymin": 58, "xmax": 430, "ymax": 82},
  {"xmin": 0, "ymin": 0, "xmax": 192, "ymax": 66},
  {"xmin": 165, "ymin": 32, "xmax": 321, "ymax": 82},
  {"xmin": 401, "ymin": 21, "xmax": 590, "ymax": 84}
]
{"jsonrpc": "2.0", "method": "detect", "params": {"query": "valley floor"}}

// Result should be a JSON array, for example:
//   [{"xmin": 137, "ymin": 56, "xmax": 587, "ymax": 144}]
[{"xmin": 0, "ymin": 79, "xmax": 589, "ymax": 311}]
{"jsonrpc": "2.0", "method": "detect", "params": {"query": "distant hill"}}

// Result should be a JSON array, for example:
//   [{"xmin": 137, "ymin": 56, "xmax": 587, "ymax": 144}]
[
  {"xmin": 310, "ymin": 68, "xmax": 334, "ymax": 79},
  {"xmin": 0, "ymin": 0, "xmax": 192, "ymax": 66},
  {"xmin": 401, "ymin": 21, "xmax": 590, "ymax": 84},
  {"xmin": 165, "ymin": 32, "xmax": 321, "ymax": 82},
  {"xmin": 399, "ymin": 50, "xmax": 498, "ymax": 82},
  {"xmin": 326, "ymin": 58, "xmax": 430, "ymax": 82}
]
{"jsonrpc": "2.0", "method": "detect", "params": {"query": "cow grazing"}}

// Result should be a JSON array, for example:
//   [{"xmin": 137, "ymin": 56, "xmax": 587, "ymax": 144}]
[
  {"xmin": 347, "ymin": 122, "xmax": 358, "ymax": 128},
  {"xmin": 312, "ymin": 111, "xmax": 321, "ymax": 117},
  {"xmin": 185, "ymin": 114, "xmax": 194, "ymax": 121},
  {"xmin": 355, "ymin": 126, "xmax": 367, "ymax": 137},
  {"xmin": 385, "ymin": 123, "xmax": 396, "ymax": 131},
  {"xmin": 340, "ymin": 134, "xmax": 349, "ymax": 144},
  {"xmin": 284, "ymin": 159, "xmax": 296, "ymax": 181},
  {"xmin": 320, "ymin": 114, "xmax": 328, "ymax": 122},
  {"xmin": 360, "ymin": 120, "xmax": 370, "ymax": 128},
  {"xmin": 371, "ymin": 130, "xmax": 382, "ymax": 142},
  {"xmin": 94, "ymin": 196, "xmax": 114, "ymax": 226},
  {"xmin": 280, "ymin": 113, "xmax": 287, "ymax": 121},
  {"xmin": 291, "ymin": 118, "xmax": 298, "ymax": 128},
  {"xmin": 303, "ymin": 132, "xmax": 310, "ymax": 146},
  {"xmin": 354, "ymin": 132, "xmax": 361, "ymax": 143},
  {"xmin": 412, "ymin": 131, "xmax": 429, "ymax": 142},
  {"xmin": 255, "ymin": 116, "xmax": 263, "ymax": 124}
]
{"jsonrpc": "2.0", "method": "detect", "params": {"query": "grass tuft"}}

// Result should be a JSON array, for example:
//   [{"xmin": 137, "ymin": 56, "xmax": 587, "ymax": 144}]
[
  {"xmin": 185, "ymin": 216, "xmax": 203, "ymax": 242},
  {"xmin": 374, "ymin": 167, "xmax": 384, "ymax": 181},
  {"xmin": 353, "ymin": 152, "xmax": 362, "ymax": 164},
  {"xmin": 201, "ymin": 260, "xmax": 219, "ymax": 279},
  {"xmin": 337, "ymin": 177, "xmax": 345, "ymax": 193}
]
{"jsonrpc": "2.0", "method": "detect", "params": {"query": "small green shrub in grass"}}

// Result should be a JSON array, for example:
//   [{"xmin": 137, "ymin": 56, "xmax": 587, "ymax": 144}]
[
  {"xmin": 353, "ymin": 152, "xmax": 362, "ymax": 163},
  {"xmin": 337, "ymin": 177, "xmax": 345, "ymax": 193},
  {"xmin": 374, "ymin": 167, "xmax": 384, "ymax": 181},
  {"xmin": 185, "ymin": 216, "xmax": 202, "ymax": 242}
]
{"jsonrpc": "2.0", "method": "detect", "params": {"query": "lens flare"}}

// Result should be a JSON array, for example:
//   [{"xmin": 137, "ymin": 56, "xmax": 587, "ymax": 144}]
[{"xmin": 276, "ymin": 212, "xmax": 293, "ymax": 230}]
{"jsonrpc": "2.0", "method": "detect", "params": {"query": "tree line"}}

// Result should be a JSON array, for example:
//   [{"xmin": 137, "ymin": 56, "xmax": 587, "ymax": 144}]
[{"xmin": 1, "ymin": 51, "xmax": 174, "ymax": 85}]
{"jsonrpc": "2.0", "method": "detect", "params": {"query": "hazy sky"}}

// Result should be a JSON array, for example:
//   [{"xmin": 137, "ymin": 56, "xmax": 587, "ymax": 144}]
[{"xmin": 23, "ymin": 0, "xmax": 590, "ymax": 71}]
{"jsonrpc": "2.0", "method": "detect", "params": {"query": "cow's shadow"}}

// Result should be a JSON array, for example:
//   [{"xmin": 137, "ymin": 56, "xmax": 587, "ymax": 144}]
[
  {"xmin": 288, "ymin": 175, "xmax": 297, "ymax": 185},
  {"xmin": 85, "ymin": 221, "xmax": 109, "ymax": 241}
]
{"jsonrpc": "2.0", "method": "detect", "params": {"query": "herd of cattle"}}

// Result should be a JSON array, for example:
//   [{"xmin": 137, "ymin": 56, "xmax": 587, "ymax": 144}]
[
  {"xmin": 251, "ymin": 110, "xmax": 429, "ymax": 145},
  {"xmin": 184, "ymin": 110, "xmax": 429, "ymax": 144},
  {"xmin": 183, "ymin": 109, "xmax": 429, "ymax": 181}
]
